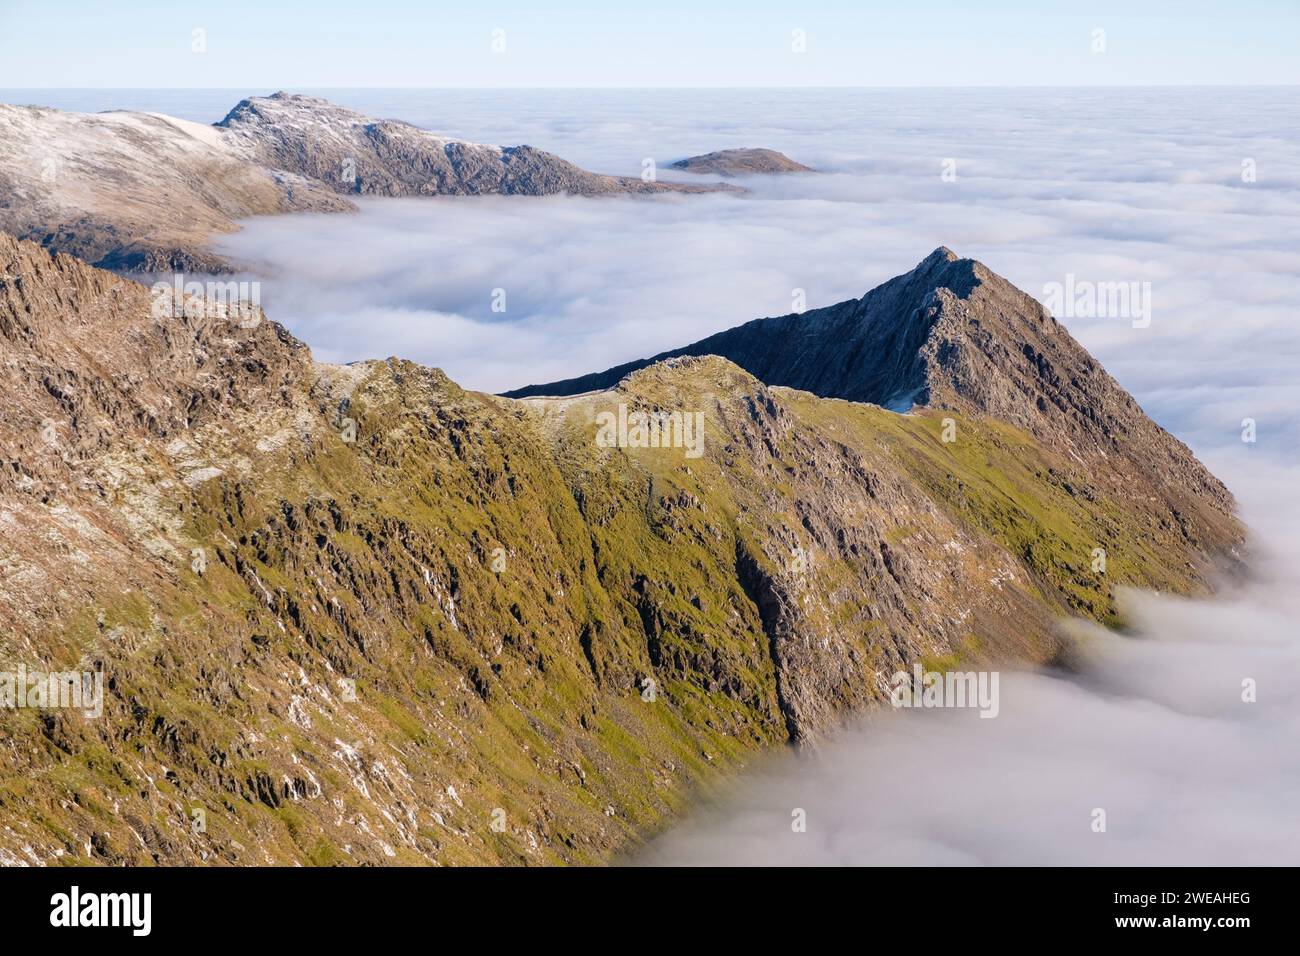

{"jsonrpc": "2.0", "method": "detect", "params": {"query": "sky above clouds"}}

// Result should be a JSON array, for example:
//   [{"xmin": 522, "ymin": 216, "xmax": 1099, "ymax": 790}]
[{"xmin": 1, "ymin": 0, "xmax": 1298, "ymax": 87}]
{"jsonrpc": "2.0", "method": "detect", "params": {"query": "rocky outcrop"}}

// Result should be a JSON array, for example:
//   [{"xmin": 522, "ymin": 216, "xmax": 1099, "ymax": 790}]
[
  {"xmin": 0, "ymin": 93, "xmax": 735, "ymax": 274},
  {"xmin": 670, "ymin": 148, "xmax": 813, "ymax": 176},
  {"xmin": 0, "ymin": 233, "xmax": 1241, "ymax": 866},
  {"xmin": 0, "ymin": 234, "xmax": 309, "ymax": 496}
]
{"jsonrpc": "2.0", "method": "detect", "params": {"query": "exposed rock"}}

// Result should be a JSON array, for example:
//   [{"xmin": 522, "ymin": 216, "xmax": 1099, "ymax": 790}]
[
  {"xmin": 219, "ymin": 92, "xmax": 737, "ymax": 199},
  {"xmin": 670, "ymin": 148, "xmax": 813, "ymax": 176},
  {"xmin": 0, "ymin": 233, "xmax": 1241, "ymax": 866}
]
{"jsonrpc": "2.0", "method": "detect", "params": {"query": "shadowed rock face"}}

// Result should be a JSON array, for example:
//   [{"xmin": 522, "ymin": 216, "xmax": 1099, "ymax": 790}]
[
  {"xmin": 0, "ymin": 232, "xmax": 1242, "ymax": 866},
  {"xmin": 502, "ymin": 249, "xmax": 990, "ymax": 404},
  {"xmin": 505, "ymin": 248, "xmax": 1239, "ymax": 555},
  {"xmin": 0, "ymin": 93, "xmax": 736, "ymax": 274},
  {"xmin": 670, "ymin": 148, "xmax": 814, "ymax": 176}
]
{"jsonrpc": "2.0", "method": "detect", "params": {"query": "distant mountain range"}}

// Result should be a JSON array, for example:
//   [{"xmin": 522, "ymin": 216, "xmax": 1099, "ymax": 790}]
[{"xmin": 0, "ymin": 92, "xmax": 734, "ymax": 273}]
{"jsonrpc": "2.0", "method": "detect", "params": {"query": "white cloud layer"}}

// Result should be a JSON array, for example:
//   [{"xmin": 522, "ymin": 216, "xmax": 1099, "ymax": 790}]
[{"xmin": 214, "ymin": 88, "xmax": 1300, "ymax": 457}]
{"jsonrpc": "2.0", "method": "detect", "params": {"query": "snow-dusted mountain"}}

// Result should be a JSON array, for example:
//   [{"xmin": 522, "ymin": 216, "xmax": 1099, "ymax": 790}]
[
  {"xmin": 0, "ymin": 103, "xmax": 347, "ymax": 272},
  {"xmin": 0, "ymin": 92, "xmax": 731, "ymax": 273},
  {"xmin": 219, "ymin": 92, "xmax": 728, "ymax": 199}
]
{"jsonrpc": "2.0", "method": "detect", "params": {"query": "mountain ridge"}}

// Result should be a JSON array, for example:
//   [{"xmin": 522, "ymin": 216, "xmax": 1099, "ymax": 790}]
[
  {"xmin": 0, "ymin": 231, "xmax": 1242, "ymax": 865},
  {"xmin": 217, "ymin": 92, "xmax": 737, "ymax": 200},
  {"xmin": 506, "ymin": 247, "xmax": 1237, "ymax": 560},
  {"xmin": 0, "ymin": 92, "xmax": 735, "ymax": 274}
]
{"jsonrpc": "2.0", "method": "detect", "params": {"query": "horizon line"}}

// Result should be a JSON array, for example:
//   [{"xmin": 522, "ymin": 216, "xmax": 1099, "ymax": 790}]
[{"xmin": 3, "ymin": 83, "xmax": 1298, "ymax": 91}]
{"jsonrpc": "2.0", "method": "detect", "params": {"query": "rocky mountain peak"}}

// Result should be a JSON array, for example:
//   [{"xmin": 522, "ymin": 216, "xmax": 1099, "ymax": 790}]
[
  {"xmin": 503, "ymin": 247, "xmax": 1010, "ymax": 407},
  {"xmin": 506, "ymin": 248, "xmax": 1237, "ymax": 547}
]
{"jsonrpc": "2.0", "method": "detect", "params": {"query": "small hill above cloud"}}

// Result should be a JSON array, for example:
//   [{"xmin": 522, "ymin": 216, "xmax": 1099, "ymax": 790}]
[{"xmin": 670, "ymin": 148, "xmax": 814, "ymax": 176}]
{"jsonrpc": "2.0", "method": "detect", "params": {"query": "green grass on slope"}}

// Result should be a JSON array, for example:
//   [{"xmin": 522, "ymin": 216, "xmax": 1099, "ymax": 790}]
[
  {"xmin": 0, "ymin": 358, "xmax": 1220, "ymax": 867},
  {"xmin": 784, "ymin": 392, "xmax": 1207, "ymax": 625}
]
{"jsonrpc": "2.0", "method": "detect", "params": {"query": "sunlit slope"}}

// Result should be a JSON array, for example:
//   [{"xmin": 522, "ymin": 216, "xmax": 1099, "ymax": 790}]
[{"xmin": 0, "ymin": 234, "xmax": 1239, "ymax": 865}]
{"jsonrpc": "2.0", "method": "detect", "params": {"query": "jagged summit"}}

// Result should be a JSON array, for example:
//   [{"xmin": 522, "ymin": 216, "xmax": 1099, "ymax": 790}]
[
  {"xmin": 504, "ymin": 247, "xmax": 989, "ymax": 406},
  {"xmin": 216, "ymin": 90, "xmax": 325, "ymax": 125},
  {"xmin": 506, "ymin": 248, "xmax": 1236, "ymax": 544}
]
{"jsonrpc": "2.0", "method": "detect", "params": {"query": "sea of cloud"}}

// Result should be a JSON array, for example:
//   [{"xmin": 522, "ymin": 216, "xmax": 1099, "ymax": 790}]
[
  {"xmin": 194, "ymin": 87, "xmax": 1298, "ymax": 863},
  {"xmin": 209, "ymin": 88, "xmax": 1300, "ymax": 454}
]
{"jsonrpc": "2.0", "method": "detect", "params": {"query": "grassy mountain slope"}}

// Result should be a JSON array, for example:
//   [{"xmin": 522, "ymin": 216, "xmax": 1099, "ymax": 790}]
[{"xmin": 0, "ymin": 234, "xmax": 1240, "ymax": 865}]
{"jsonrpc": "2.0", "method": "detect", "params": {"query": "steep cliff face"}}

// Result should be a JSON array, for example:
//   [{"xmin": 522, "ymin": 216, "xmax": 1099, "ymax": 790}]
[{"xmin": 0, "ymin": 234, "xmax": 1240, "ymax": 866}]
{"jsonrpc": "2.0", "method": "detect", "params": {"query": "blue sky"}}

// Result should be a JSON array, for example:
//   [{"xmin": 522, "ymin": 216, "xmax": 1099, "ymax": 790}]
[{"xmin": 1, "ymin": 0, "xmax": 1296, "ymax": 87}]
